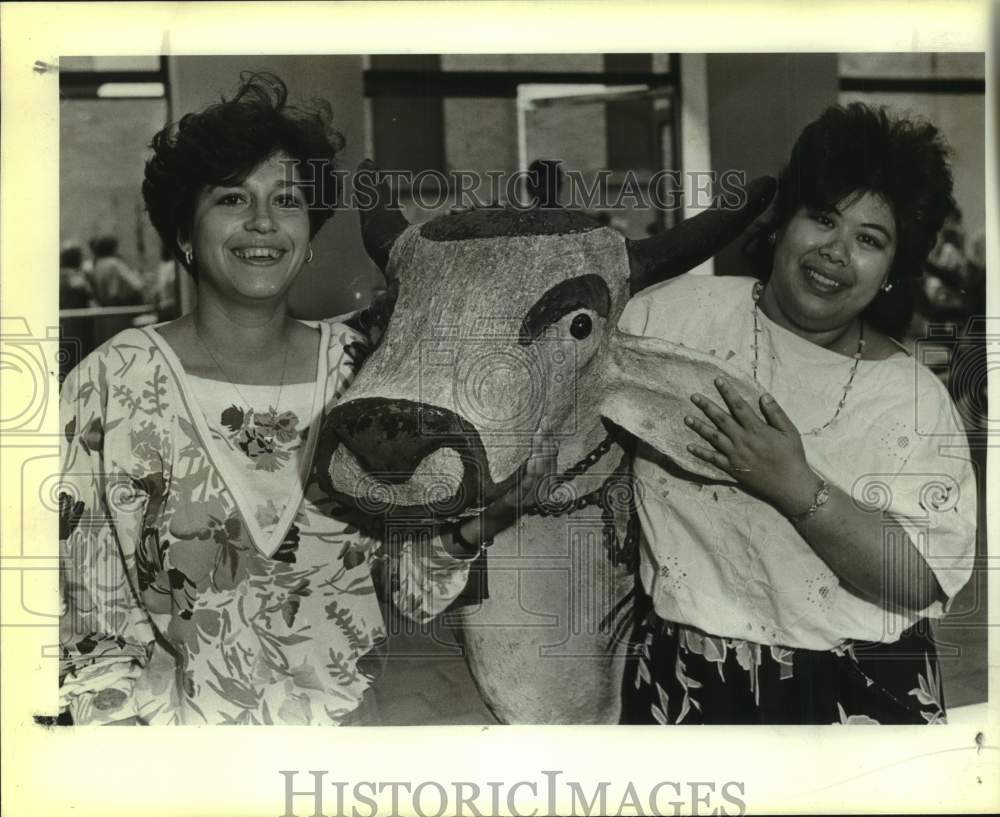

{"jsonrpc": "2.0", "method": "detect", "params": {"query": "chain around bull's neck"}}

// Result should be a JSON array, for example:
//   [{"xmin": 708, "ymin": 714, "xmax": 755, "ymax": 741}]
[
  {"xmin": 444, "ymin": 430, "xmax": 623, "ymax": 524},
  {"xmin": 525, "ymin": 431, "xmax": 627, "ymax": 518}
]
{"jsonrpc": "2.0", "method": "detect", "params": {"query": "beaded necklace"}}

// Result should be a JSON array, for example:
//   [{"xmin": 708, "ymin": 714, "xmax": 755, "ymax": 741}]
[{"xmin": 751, "ymin": 281, "xmax": 865, "ymax": 436}]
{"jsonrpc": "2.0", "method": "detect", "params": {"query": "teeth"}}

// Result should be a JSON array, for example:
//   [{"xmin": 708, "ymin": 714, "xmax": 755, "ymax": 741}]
[
  {"xmin": 806, "ymin": 267, "xmax": 843, "ymax": 289},
  {"xmin": 234, "ymin": 247, "xmax": 282, "ymax": 259}
]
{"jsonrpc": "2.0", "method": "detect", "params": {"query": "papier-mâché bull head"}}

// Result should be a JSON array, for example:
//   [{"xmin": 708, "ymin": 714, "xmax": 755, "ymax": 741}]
[{"xmin": 318, "ymin": 163, "xmax": 774, "ymax": 723}]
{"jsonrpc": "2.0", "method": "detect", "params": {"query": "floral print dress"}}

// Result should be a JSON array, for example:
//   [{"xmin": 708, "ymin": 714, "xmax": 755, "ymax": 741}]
[{"xmin": 59, "ymin": 321, "xmax": 471, "ymax": 725}]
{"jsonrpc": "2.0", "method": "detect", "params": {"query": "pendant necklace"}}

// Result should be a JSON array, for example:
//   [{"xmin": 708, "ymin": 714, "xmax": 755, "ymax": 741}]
[
  {"xmin": 751, "ymin": 281, "xmax": 865, "ymax": 436},
  {"xmin": 194, "ymin": 326, "xmax": 290, "ymax": 446}
]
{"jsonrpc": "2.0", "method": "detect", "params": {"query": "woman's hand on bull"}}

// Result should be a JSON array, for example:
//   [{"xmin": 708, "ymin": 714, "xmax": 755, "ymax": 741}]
[{"xmin": 684, "ymin": 378, "xmax": 816, "ymax": 511}]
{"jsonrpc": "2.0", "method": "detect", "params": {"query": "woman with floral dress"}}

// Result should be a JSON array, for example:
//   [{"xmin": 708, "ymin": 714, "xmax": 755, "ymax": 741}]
[
  {"xmin": 58, "ymin": 73, "xmax": 545, "ymax": 725},
  {"xmin": 618, "ymin": 104, "xmax": 977, "ymax": 724}
]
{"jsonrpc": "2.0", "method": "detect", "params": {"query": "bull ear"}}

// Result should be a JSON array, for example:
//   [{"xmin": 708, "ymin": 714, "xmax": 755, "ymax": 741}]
[
  {"xmin": 356, "ymin": 158, "xmax": 410, "ymax": 277},
  {"xmin": 599, "ymin": 329, "xmax": 766, "ymax": 483},
  {"xmin": 626, "ymin": 176, "xmax": 776, "ymax": 294}
]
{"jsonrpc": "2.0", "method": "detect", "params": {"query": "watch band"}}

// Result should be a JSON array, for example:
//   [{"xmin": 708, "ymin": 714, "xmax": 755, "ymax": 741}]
[
  {"xmin": 790, "ymin": 478, "xmax": 831, "ymax": 523},
  {"xmin": 451, "ymin": 521, "xmax": 494, "ymax": 557}
]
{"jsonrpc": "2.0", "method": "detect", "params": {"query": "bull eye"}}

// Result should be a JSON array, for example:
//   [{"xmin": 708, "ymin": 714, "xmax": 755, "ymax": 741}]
[{"xmin": 570, "ymin": 313, "xmax": 593, "ymax": 340}]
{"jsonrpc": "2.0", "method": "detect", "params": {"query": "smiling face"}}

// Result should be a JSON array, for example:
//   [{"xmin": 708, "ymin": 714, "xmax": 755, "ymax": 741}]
[
  {"xmin": 180, "ymin": 152, "xmax": 311, "ymax": 305},
  {"xmin": 768, "ymin": 191, "xmax": 897, "ymax": 334}
]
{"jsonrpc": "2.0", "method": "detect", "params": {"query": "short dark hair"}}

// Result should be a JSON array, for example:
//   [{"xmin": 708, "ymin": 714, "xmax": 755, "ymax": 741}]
[
  {"xmin": 747, "ymin": 103, "xmax": 955, "ymax": 338},
  {"xmin": 142, "ymin": 72, "xmax": 346, "ymax": 278},
  {"xmin": 60, "ymin": 244, "xmax": 84, "ymax": 269},
  {"xmin": 90, "ymin": 235, "xmax": 119, "ymax": 258}
]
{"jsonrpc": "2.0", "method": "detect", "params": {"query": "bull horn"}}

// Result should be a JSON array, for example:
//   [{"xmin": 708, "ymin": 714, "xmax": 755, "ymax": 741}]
[
  {"xmin": 355, "ymin": 158, "xmax": 410, "ymax": 275},
  {"xmin": 627, "ymin": 176, "xmax": 776, "ymax": 294}
]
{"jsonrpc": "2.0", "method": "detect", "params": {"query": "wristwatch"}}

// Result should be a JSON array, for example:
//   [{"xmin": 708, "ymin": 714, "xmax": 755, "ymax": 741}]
[
  {"xmin": 451, "ymin": 521, "xmax": 494, "ymax": 557},
  {"xmin": 789, "ymin": 478, "xmax": 831, "ymax": 524}
]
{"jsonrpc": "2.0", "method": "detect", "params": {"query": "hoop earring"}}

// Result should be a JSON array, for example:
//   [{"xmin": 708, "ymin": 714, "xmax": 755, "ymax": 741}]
[
  {"xmin": 306, "ymin": 246, "xmax": 314, "ymax": 264},
  {"xmin": 184, "ymin": 249, "xmax": 193, "ymax": 266}
]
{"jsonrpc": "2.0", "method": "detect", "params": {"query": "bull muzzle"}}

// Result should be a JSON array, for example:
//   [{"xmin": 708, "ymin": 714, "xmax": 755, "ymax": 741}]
[{"xmin": 321, "ymin": 397, "xmax": 516, "ymax": 518}]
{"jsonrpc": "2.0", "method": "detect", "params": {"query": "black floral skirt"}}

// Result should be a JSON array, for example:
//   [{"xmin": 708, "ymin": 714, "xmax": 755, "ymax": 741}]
[{"xmin": 620, "ymin": 592, "xmax": 947, "ymax": 725}]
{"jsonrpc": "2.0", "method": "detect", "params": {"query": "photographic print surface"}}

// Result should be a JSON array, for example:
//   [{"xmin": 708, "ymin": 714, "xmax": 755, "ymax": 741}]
[
  {"xmin": 54, "ymin": 50, "xmax": 987, "ymax": 728},
  {"xmin": 2, "ymin": 3, "xmax": 995, "ymax": 816}
]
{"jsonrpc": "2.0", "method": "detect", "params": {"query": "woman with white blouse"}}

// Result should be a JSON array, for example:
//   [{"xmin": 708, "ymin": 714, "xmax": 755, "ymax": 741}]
[{"xmin": 618, "ymin": 104, "xmax": 976, "ymax": 724}]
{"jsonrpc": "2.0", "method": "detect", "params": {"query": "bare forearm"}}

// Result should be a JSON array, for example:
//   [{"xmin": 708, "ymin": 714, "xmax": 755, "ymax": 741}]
[
  {"xmin": 778, "ymin": 476, "xmax": 944, "ymax": 612},
  {"xmin": 686, "ymin": 381, "xmax": 945, "ymax": 613}
]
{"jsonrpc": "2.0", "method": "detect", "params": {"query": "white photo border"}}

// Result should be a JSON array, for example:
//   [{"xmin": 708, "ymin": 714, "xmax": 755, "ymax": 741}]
[{"xmin": 1, "ymin": 2, "xmax": 996, "ymax": 815}]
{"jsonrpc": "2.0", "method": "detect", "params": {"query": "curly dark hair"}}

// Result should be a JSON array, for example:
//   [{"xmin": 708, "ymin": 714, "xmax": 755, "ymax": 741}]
[
  {"xmin": 142, "ymin": 72, "xmax": 346, "ymax": 278},
  {"xmin": 746, "ymin": 103, "xmax": 955, "ymax": 339}
]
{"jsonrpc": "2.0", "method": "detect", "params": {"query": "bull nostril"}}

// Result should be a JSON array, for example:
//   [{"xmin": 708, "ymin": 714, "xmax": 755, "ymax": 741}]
[
  {"xmin": 325, "ymin": 397, "xmax": 485, "ymax": 485},
  {"xmin": 322, "ymin": 397, "xmax": 510, "ymax": 514}
]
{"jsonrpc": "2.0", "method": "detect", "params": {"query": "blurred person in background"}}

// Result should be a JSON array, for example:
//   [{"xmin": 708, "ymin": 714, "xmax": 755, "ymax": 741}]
[
  {"xmin": 89, "ymin": 233, "xmax": 146, "ymax": 306},
  {"xmin": 907, "ymin": 205, "xmax": 987, "ymax": 436},
  {"xmin": 59, "ymin": 240, "xmax": 94, "ymax": 309}
]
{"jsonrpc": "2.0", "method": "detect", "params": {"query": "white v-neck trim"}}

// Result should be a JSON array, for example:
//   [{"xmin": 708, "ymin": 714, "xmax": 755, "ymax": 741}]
[{"xmin": 144, "ymin": 321, "xmax": 331, "ymax": 558}]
